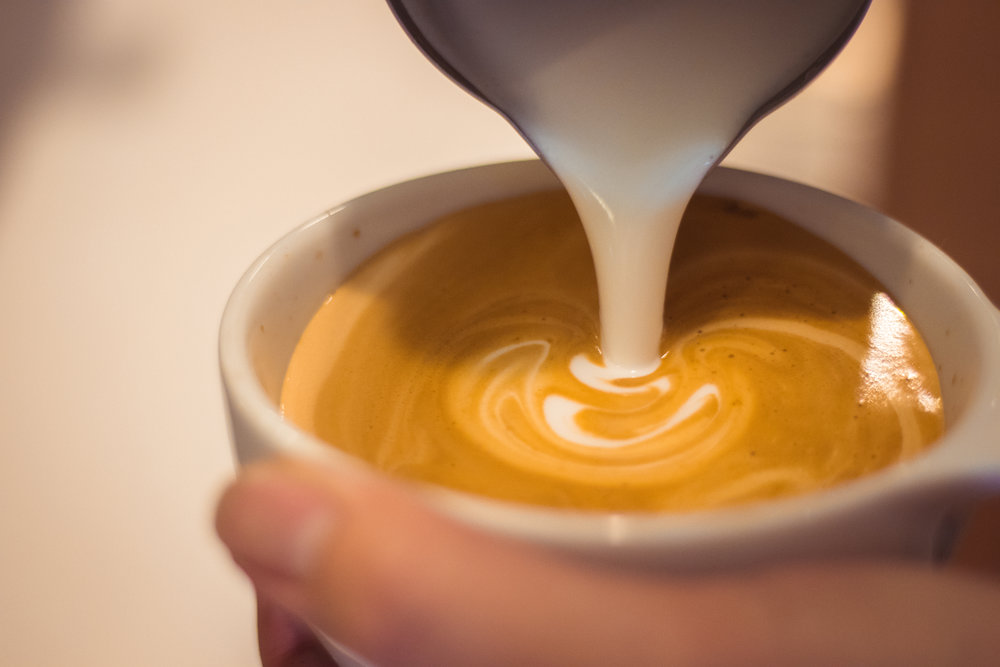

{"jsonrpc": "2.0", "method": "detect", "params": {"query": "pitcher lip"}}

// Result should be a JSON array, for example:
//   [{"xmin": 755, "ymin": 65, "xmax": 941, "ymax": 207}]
[{"xmin": 219, "ymin": 159, "xmax": 1000, "ymax": 553}]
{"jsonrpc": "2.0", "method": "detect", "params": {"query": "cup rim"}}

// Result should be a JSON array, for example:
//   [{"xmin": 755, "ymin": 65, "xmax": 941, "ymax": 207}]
[{"xmin": 220, "ymin": 159, "xmax": 1000, "ymax": 556}]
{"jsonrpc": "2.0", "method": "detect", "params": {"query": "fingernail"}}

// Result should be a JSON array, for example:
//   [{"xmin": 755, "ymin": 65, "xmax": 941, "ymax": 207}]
[{"xmin": 216, "ymin": 464, "xmax": 335, "ymax": 580}]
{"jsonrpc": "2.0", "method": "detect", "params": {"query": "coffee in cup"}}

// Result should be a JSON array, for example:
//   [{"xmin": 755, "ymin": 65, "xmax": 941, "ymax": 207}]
[
  {"xmin": 279, "ymin": 188, "xmax": 943, "ymax": 512},
  {"xmin": 221, "ymin": 161, "xmax": 1000, "ymax": 568}
]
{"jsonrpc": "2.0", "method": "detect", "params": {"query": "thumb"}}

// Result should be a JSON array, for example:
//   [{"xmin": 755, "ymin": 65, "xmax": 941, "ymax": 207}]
[{"xmin": 213, "ymin": 458, "xmax": 717, "ymax": 666}]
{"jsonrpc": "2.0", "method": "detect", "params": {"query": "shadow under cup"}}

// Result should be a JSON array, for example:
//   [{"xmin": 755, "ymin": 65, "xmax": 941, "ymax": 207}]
[{"xmin": 220, "ymin": 160, "xmax": 1000, "ymax": 572}]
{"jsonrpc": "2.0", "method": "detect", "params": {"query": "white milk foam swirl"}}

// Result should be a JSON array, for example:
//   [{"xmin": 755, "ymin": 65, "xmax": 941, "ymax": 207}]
[
  {"xmin": 468, "ymin": 314, "xmax": 926, "ymax": 458},
  {"xmin": 542, "ymin": 357, "xmax": 718, "ymax": 449}
]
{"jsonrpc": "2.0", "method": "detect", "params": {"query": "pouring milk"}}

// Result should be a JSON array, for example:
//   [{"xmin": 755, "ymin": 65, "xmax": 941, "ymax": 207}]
[{"xmin": 392, "ymin": 0, "xmax": 867, "ymax": 375}]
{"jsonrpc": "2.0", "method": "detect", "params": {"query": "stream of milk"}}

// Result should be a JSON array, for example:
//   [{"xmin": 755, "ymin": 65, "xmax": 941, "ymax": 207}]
[{"xmin": 402, "ymin": 0, "xmax": 864, "ymax": 375}]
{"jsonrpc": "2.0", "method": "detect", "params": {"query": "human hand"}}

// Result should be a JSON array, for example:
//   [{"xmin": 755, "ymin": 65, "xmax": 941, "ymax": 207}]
[{"xmin": 215, "ymin": 458, "xmax": 1000, "ymax": 666}]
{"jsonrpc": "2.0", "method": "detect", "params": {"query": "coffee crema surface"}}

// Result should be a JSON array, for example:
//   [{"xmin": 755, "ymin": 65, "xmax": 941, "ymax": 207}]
[{"xmin": 281, "ymin": 191, "xmax": 944, "ymax": 512}]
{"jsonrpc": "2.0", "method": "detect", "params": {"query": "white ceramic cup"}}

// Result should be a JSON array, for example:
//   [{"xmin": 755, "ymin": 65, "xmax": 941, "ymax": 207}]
[{"xmin": 220, "ymin": 159, "xmax": 1000, "ymax": 573}]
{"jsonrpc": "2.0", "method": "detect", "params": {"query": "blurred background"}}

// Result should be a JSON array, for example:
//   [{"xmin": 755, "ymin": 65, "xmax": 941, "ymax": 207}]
[
  {"xmin": 1, "ymin": 1, "xmax": 997, "ymax": 665},
  {"xmin": 727, "ymin": 0, "xmax": 1000, "ymax": 302}
]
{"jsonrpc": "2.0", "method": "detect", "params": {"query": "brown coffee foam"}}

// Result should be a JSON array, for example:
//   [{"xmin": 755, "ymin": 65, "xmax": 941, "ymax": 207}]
[{"xmin": 281, "ymin": 190, "xmax": 943, "ymax": 512}]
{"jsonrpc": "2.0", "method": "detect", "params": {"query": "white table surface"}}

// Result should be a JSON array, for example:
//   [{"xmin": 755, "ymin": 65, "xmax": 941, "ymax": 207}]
[{"xmin": 0, "ymin": 2, "xmax": 899, "ymax": 665}]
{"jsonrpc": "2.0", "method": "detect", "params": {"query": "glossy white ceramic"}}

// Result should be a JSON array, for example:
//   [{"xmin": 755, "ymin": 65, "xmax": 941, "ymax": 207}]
[{"xmin": 220, "ymin": 159, "xmax": 1000, "ymax": 573}]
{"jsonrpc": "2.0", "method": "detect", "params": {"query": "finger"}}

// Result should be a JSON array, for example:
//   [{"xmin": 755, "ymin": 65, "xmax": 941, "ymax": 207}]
[
  {"xmin": 257, "ymin": 595, "xmax": 336, "ymax": 667},
  {"xmin": 215, "ymin": 458, "xmax": 1000, "ymax": 667},
  {"xmin": 214, "ymin": 458, "xmax": 741, "ymax": 666}
]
